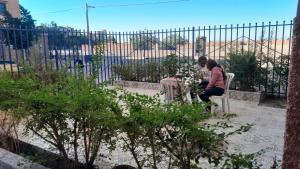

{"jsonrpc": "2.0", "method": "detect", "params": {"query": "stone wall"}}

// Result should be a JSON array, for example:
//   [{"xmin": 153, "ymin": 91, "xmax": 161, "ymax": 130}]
[
  {"xmin": 113, "ymin": 80, "xmax": 265, "ymax": 103},
  {"xmin": 0, "ymin": 148, "xmax": 48, "ymax": 169}
]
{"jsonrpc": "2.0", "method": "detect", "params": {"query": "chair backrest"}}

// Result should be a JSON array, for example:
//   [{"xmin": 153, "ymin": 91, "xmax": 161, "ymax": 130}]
[{"xmin": 224, "ymin": 73, "xmax": 235, "ymax": 93}]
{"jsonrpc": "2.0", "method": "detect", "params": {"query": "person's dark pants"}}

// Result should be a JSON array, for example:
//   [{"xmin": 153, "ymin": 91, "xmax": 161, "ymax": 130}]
[
  {"xmin": 199, "ymin": 87, "xmax": 224, "ymax": 110},
  {"xmin": 190, "ymin": 80, "xmax": 209, "ymax": 99}
]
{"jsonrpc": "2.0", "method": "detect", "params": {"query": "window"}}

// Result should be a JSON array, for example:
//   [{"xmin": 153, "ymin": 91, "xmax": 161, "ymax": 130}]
[{"xmin": 0, "ymin": 3, "xmax": 6, "ymax": 14}]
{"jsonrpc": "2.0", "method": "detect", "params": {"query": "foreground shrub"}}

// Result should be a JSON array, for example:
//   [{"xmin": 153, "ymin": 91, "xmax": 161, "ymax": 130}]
[
  {"xmin": 20, "ymin": 71, "xmax": 121, "ymax": 168},
  {"xmin": 119, "ymin": 91, "xmax": 262, "ymax": 169},
  {"xmin": 0, "ymin": 71, "xmax": 39, "ymax": 150}
]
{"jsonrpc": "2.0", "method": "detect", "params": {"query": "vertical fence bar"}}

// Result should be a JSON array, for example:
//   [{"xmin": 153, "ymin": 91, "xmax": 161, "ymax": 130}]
[
  {"xmin": 219, "ymin": 25, "xmax": 221, "ymax": 63},
  {"xmin": 25, "ymin": 26, "xmax": 31, "ymax": 66},
  {"xmin": 94, "ymin": 31, "xmax": 100, "ymax": 83},
  {"xmin": 108, "ymin": 32, "xmax": 113, "ymax": 80},
  {"xmin": 105, "ymin": 31, "xmax": 110, "ymax": 81},
  {"xmin": 178, "ymin": 28, "xmax": 181, "ymax": 71},
  {"xmin": 248, "ymin": 23, "xmax": 251, "ymax": 53},
  {"xmin": 165, "ymin": 29, "xmax": 168, "ymax": 68},
  {"xmin": 137, "ymin": 31, "xmax": 140, "ymax": 81},
  {"xmin": 66, "ymin": 28, "xmax": 71, "ymax": 73},
  {"xmin": 254, "ymin": 23, "xmax": 258, "ymax": 53},
  {"xmin": 278, "ymin": 21, "xmax": 285, "ymax": 96},
  {"xmin": 230, "ymin": 24, "xmax": 233, "ymax": 54},
  {"xmin": 253, "ymin": 23, "xmax": 260, "ymax": 90},
  {"xmin": 53, "ymin": 28, "xmax": 59, "ymax": 70},
  {"xmin": 74, "ymin": 29, "xmax": 79, "ymax": 76},
  {"xmin": 79, "ymin": 30, "xmax": 85, "ymax": 76},
  {"xmin": 213, "ymin": 25, "xmax": 216, "ymax": 60},
  {"xmin": 100, "ymin": 31, "xmax": 105, "ymax": 83},
  {"xmin": 12, "ymin": 28, "xmax": 20, "ymax": 74},
  {"xmin": 266, "ymin": 22, "xmax": 271, "ymax": 94},
  {"xmin": 242, "ymin": 23, "xmax": 245, "ymax": 54},
  {"xmin": 187, "ymin": 27, "xmax": 190, "ymax": 71},
  {"xmin": 5, "ymin": 28, "xmax": 13, "ymax": 73},
  {"xmin": 272, "ymin": 21, "xmax": 278, "ymax": 95},
  {"xmin": 82, "ymin": 30, "xmax": 87, "ymax": 75},
  {"xmin": 123, "ymin": 32, "xmax": 126, "ymax": 65},
  {"xmin": 158, "ymin": 29, "xmax": 161, "ymax": 79},
  {"xmin": 183, "ymin": 27, "xmax": 186, "ymax": 67},
  {"xmin": 236, "ymin": 24, "xmax": 239, "ymax": 54},
  {"xmin": 224, "ymin": 25, "xmax": 227, "ymax": 69},
  {"xmin": 63, "ymin": 28, "xmax": 67, "ymax": 69},
  {"xmin": 18, "ymin": 26, "xmax": 25, "ymax": 65},
  {"xmin": 286, "ymin": 20, "xmax": 293, "ymax": 95},
  {"xmin": 208, "ymin": 26, "xmax": 211, "ymax": 59},
  {"xmin": 58, "ymin": 28, "xmax": 63, "ymax": 69},
  {"xmin": 173, "ymin": 28, "xmax": 176, "ymax": 55},
  {"xmin": 145, "ymin": 30, "xmax": 148, "ymax": 82},
  {"xmin": 259, "ymin": 22, "xmax": 265, "ymax": 91},
  {"xmin": 192, "ymin": 27, "xmax": 195, "ymax": 62},
  {"xmin": 197, "ymin": 26, "xmax": 200, "ymax": 59}
]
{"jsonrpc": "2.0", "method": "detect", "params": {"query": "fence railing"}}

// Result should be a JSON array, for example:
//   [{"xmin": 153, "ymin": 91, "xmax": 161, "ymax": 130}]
[{"xmin": 0, "ymin": 20, "xmax": 293, "ymax": 97}]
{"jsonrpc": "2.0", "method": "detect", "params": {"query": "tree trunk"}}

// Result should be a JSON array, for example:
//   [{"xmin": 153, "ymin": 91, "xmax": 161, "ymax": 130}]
[{"xmin": 282, "ymin": 1, "xmax": 300, "ymax": 168}]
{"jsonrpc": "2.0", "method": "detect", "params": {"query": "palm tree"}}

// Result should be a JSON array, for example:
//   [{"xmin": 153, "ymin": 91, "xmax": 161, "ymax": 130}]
[{"xmin": 282, "ymin": 1, "xmax": 300, "ymax": 168}]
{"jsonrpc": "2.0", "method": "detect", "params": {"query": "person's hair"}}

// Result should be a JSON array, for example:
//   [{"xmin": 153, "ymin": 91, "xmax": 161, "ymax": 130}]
[
  {"xmin": 206, "ymin": 59, "xmax": 218, "ymax": 70},
  {"xmin": 198, "ymin": 56, "xmax": 207, "ymax": 63},
  {"xmin": 207, "ymin": 59, "xmax": 227, "ymax": 82}
]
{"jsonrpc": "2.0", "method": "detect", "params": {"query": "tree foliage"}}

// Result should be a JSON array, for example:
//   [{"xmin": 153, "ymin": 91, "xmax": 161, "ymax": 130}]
[{"xmin": 0, "ymin": 5, "xmax": 35, "ymax": 49}]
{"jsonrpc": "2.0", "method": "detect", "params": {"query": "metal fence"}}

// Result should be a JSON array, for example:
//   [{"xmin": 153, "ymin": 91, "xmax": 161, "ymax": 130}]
[{"xmin": 0, "ymin": 20, "xmax": 293, "ymax": 97}]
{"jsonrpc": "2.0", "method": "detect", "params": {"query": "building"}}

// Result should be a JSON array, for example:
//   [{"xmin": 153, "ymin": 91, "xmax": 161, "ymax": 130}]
[{"xmin": 0, "ymin": 0, "xmax": 20, "ymax": 18}]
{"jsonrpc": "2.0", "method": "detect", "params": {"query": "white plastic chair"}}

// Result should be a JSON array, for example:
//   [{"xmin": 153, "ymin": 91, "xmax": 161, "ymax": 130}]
[{"xmin": 211, "ymin": 73, "xmax": 235, "ymax": 113}]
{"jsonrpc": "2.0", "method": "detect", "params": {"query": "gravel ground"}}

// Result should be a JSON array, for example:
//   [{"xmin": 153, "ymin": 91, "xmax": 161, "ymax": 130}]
[{"xmin": 18, "ymin": 87, "xmax": 286, "ymax": 169}]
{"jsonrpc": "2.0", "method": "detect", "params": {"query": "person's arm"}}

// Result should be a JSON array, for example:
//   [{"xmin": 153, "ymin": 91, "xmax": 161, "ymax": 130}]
[{"xmin": 206, "ymin": 68, "xmax": 221, "ymax": 89}]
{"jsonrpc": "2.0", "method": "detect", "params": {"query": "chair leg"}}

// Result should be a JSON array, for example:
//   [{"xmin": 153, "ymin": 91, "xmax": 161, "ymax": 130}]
[
  {"xmin": 227, "ymin": 97, "xmax": 230, "ymax": 113},
  {"xmin": 222, "ymin": 98, "xmax": 226, "ymax": 113}
]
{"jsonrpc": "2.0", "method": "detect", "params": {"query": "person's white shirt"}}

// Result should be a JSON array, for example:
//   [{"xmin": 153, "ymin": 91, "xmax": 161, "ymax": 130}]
[{"xmin": 195, "ymin": 64, "xmax": 210, "ymax": 81}]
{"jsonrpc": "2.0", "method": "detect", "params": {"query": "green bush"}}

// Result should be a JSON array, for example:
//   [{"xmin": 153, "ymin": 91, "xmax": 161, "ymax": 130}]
[
  {"xmin": 3, "ymin": 70, "xmax": 121, "ymax": 167},
  {"xmin": 226, "ymin": 51, "xmax": 266, "ymax": 91},
  {"xmin": 162, "ymin": 54, "xmax": 179, "ymax": 77},
  {"xmin": 0, "ymin": 69, "xmax": 263, "ymax": 169},
  {"xmin": 118, "ymin": 91, "xmax": 262, "ymax": 169},
  {"xmin": 113, "ymin": 62, "xmax": 161, "ymax": 83}
]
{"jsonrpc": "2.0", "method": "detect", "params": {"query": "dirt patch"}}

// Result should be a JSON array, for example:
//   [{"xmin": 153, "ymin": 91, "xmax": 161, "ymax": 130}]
[{"xmin": 259, "ymin": 96, "xmax": 287, "ymax": 109}]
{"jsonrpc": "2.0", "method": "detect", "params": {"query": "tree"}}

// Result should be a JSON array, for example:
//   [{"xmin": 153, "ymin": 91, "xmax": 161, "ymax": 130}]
[
  {"xmin": 0, "ymin": 5, "xmax": 35, "ymax": 49},
  {"xmin": 130, "ymin": 32, "xmax": 158, "ymax": 50},
  {"xmin": 282, "ymin": 0, "xmax": 300, "ymax": 168},
  {"xmin": 160, "ymin": 34, "xmax": 187, "ymax": 50}
]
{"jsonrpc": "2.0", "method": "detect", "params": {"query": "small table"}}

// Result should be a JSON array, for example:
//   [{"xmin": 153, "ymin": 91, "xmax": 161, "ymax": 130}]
[
  {"xmin": 160, "ymin": 77, "xmax": 186, "ymax": 101},
  {"xmin": 161, "ymin": 76, "xmax": 204, "ymax": 103}
]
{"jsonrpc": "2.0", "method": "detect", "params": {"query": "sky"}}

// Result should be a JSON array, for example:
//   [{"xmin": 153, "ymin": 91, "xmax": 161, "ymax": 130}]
[{"xmin": 20, "ymin": 0, "xmax": 298, "ymax": 32}]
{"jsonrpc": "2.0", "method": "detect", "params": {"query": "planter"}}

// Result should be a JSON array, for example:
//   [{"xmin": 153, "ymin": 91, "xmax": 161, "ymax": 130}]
[
  {"xmin": 0, "ymin": 148, "xmax": 47, "ymax": 169},
  {"xmin": 114, "ymin": 80, "xmax": 161, "ymax": 90},
  {"xmin": 112, "ymin": 165, "xmax": 137, "ymax": 169},
  {"xmin": 229, "ymin": 90, "xmax": 266, "ymax": 103},
  {"xmin": 0, "ymin": 137, "xmax": 86, "ymax": 169}
]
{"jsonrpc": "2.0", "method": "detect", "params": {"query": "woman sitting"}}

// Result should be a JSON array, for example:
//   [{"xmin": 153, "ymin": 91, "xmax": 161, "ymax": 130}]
[{"xmin": 199, "ymin": 59, "xmax": 226, "ymax": 111}]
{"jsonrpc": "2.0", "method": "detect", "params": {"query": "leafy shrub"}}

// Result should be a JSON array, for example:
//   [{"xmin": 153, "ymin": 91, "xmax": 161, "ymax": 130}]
[
  {"xmin": 0, "ymin": 68, "xmax": 263, "ymax": 169},
  {"xmin": 119, "ymin": 91, "xmax": 262, "ymax": 169},
  {"xmin": 226, "ymin": 51, "xmax": 266, "ymax": 91},
  {"xmin": 113, "ymin": 62, "xmax": 161, "ymax": 83},
  {"xmin": 19, "ymin": 70, "xmax": 120, "ymax": 167},
  {"xmin": 113, "ymin": 64, "xmax": 144, "ymax": 81},
  {"xmin": 162, "ymin": 54, "xmax": 179, "ymax": 77},
  {"xmin": 0, "ymin": 71, "xmax": 39, "ymax": 145}
]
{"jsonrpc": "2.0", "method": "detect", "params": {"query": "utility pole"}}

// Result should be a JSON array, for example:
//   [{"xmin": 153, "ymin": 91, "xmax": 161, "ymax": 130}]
[{"xmin": 85, "ymin": 2, "xmax": 95, "ymax": 55}]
